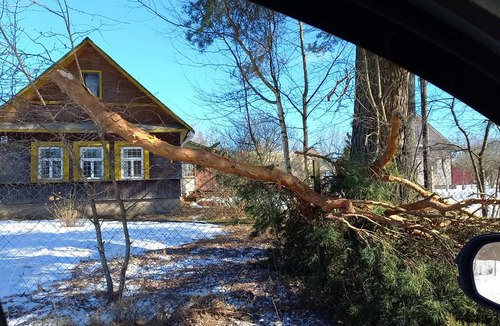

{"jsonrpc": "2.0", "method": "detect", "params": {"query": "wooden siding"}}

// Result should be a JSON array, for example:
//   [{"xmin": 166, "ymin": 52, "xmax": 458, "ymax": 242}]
[
  {"xmin": 0, "ymin": 179, "xmax": 180, "ymax": 205},
  {"xmin": 16, "ymin": 42, "xmax": 178, "ymax": 126},
  {"xmin": 0, "ymin": 132, "xmax": 181, "ymax": 185},
  {"xmin": 150, "ymin": 154, "xmax": 182, "ymax": 180},
  {"xmin": 0, "ymin": 141, "xmax": 31, "ymax": 183}
]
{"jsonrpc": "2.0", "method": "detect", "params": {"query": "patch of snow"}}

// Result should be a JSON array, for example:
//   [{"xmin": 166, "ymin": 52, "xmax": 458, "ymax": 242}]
[
  {"xmin": 474, "ymin": 260, "xmax": 500, "ymax": 304},
  {"xmin": 190, "ymin": 202, "xmax": 205, "ymax": 209},
  {"xmin": 436, "ymin": 186, "xmax": 500, "ymax": 216},
  {"xmin": 0, "ymin": 220, "xmax": 224, "ymax": 298}
]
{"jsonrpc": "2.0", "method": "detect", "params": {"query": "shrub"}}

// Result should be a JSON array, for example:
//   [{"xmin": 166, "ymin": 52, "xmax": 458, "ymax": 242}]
[
  {"xmin": 282, "ymin": 214, "xmax": 500, "ymax": 324},
  {"xmin": 47, "ymin": 193, "xmax": 84, "ymax": 227},
  {"xmin": 239, "ymin": 179, "xmax": 500, "ymax": 325},
  {"xmin": 235, "ymin": 180, "xmax": 292, "ymax": 237}
]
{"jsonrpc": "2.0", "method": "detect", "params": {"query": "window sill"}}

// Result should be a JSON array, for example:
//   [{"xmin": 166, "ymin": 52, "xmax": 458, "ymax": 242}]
[{"xmin": 35, "ymin": 178, "xmax": 66, "ymax": 183}]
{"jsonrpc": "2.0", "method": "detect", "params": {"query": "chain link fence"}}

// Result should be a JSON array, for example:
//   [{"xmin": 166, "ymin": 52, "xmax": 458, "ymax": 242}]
[
  {"xmin": 1, "ymin": 113, "xmax": 499, "ymax": 324},
  {"xmin": 0, "ymin": 131, "xmax": 256, "ymax": 325}
]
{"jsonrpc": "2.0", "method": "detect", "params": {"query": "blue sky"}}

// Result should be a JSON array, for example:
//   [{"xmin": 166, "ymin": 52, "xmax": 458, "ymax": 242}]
[
  {"xmin": 7, "ymin": 0, "xmax": 495, "ymax": 147},
  {"xmin": 17, "ymin": 0, "xmax": 216, "ymax": 131},
  {"xmin": 13, "ymin": 0, "xmax": 356, "ymax": 144}
]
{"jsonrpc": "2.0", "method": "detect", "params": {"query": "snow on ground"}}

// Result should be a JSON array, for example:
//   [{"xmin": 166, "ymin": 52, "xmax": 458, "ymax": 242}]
[
  {"xmin": 474, "ymin": 260, "xmax": 500, "ymax": 304},
  {"xmin": 0, "ymin": 222, "xmax": 333, "ymax": 325},
  {"xmin": 437, "ymin": 186, "xmax": 498, "ymax": 201},
  {"xmin": 436, "ymin": 186, "xmax": 500, "ymax": 216},
  {"xmin": 0, "ymin": 219, "xmax": 224, "ymax": 299}
]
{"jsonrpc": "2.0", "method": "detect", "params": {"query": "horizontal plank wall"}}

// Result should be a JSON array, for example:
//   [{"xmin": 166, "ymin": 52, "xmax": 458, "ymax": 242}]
[
  {"xmin": 0, "ymin": 180, "xmax": 181, "ymax": 218},
  {"xmin": 19, "ymin": 43, "xmax": 178, "ymax": 126}
]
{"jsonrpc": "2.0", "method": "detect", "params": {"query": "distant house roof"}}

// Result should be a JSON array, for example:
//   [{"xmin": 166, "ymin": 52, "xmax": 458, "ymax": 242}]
[
  {"xmin": 2, "ymin": 37, "xmax": 194, "ymax": 141},
  {"xmin": 412, "ymin": 115, "xmax": 454, "ymax": 151}
]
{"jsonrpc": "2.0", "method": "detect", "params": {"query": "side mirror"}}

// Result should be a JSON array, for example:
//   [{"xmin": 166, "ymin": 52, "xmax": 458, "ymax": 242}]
[{"xmin": 456, "ymin": 233, "xmax": 500, "ymax": 312}]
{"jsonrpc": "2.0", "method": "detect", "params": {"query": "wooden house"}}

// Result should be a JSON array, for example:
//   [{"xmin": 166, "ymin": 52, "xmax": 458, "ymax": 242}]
[
  {"xmin": 0, "ymin": 37, "xmax": 194, "ymax": 218},
  {"xmin": 412, "ymin": 115, "xmax": 454, "ymax": 190}
]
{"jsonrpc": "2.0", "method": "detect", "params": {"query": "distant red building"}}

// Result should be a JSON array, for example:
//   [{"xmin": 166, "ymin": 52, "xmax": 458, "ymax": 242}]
[{"xmin": 452, "ymin": 166, "xmax": 475, "ymax": 186}]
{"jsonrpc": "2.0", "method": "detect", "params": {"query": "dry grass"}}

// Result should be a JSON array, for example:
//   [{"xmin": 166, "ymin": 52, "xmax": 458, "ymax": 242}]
[
  {"xmin": 165, "ymin": 294, "xmax": 252, "ymax": 326},
  {"xmin": 46, "ymin": 195, "xmax": 84, "ymax": 227}
]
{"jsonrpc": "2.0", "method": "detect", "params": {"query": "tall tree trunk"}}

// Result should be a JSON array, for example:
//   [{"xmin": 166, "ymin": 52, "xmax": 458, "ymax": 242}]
[
  {"xmin": 351, "ymin": 48, "xmax": 412, "ymax": 178},
  {"xmin": 275, "ymin": 92, "xmax": 292, "ymax": 173},
  {"xmin": 107, "ymin": 143, "xmax": 131, "ymax": 300},
  {"xmin": 62, "ymin": 140, "xmax": 115, "ymax": 302},
  {"xmin": 88, "ymin": 196, "xmax": 115, "ymax": 301},
  {"xmin": 397, "ymin": 73, "xmax": 416, "ymax": 201},
  {"xmin": 299, "ymin": 21, "xmax": 309, "ymax": 179},
  {"xmin": 420, "ymin": 77, "xmax": 432, "ymax": 190},
  {"xmin": 351, "ymin": 48, "xmax": 380, "ymax": 165}
]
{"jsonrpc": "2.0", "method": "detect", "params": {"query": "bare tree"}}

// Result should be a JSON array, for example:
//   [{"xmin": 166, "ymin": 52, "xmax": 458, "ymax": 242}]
[
  {"xmin": 138, "ymin": 0, "xmax": 351, "ymax": 179},
  {"xmin": 450, "ymin": 98, "xmax": 498, "ymax": 216},
  {"xmin": 0, "ymin": 0, "xmax": 134, "ymax": 302},
  {"xmin": 52, "ymin": 69, "xmax": 500, "ymax": 241}
]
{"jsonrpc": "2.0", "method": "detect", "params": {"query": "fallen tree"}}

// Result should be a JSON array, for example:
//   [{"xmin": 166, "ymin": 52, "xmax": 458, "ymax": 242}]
[{"xmin": 50, "ymin": 69, "xmax": 500, "ymax": 242}]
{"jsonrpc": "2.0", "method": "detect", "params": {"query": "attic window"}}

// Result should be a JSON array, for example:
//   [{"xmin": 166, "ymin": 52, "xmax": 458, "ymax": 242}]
[{"xmin": 82, "ymin": 71, "xmax": 102, "ymax": 98}]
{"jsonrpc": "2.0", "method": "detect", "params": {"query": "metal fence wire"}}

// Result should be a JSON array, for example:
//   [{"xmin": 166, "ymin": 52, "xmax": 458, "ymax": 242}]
[
  {"xmin": 1, "ymin": 113, "xmax": 500, "ymax": 325},
  {"xmin": 0, "ymin": 131, "xmax": 257, "ymax": 326}
]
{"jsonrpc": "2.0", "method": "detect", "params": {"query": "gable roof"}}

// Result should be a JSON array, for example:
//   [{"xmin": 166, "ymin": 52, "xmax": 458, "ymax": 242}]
[
  {"xmin": 6, "ymin": 37, "xmax": 194, "ymax": 139},
  {"xmin": 412, "ymin": 115, "xmax": 453, "ymax": 151}
]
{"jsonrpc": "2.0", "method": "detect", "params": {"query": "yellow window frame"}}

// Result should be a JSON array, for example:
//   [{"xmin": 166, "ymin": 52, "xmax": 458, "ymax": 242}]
[
  {"xmin": 81, "ymin": 69, "xmax": 102, "ymax": 99},
  {"xmin": 114, "ymin": 141, "xmax": 150, "ymax": 180},
  {"xmin": 31, "ymin": 141, "xmax": 70, "ymax": 183},
  {"xmin": 73, "ymin": 141, "xmax": 110, "ymax": 181}
]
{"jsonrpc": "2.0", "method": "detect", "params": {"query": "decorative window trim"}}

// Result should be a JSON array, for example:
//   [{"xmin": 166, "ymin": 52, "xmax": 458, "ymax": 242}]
[
  {"xmin": 73, "ymin": 141, "xmax": 110, "ymax": 181},
  {"xmin": 31, "ymin": 141, "xmax": 70, "ymax": 183},
  {"xmin": 114, "ymin": 142, "xmax": 150, "ymax": 180},
  {"xmin": 82, "ymin": 70, "xmax": 102, "ymax": 99}
]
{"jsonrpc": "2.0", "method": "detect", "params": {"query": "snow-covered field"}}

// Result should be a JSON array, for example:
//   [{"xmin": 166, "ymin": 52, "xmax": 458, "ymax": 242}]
[
  {"xmin": 436, "ymin": 186, "xmax": 500, "ymax": 216},
  {"xmin": 0, "ymin": 219, "xmax": 224, "ymax": 321},
  {"xmin": 474, "ymin": 260, "xmax": 500, "ymax": 304}
]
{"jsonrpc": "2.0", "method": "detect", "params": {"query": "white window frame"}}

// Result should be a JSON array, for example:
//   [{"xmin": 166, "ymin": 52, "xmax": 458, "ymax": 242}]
[
  {"xmin": 120, "ymin": 147, "xmax": 144, "ymax": 179},
  {"xmin": 183, "ymin": 163, "xmax": 195, "ymax": 178},
  {"xmin": 38, "ymin": 146, "xmax": 64, "ymax": 180},
  {"xmin": 80, "ymin": 146, "xmax": 104, "ymax": 180}
]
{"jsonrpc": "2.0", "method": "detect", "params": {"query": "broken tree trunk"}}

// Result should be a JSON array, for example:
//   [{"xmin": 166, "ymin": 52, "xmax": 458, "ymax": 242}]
[
  {"xmin": 50, "ymin": 69, "xmax": 351, "ymax": 213},
  {"xmin": 49, "ymin": 68, "xmax": 500, "ymax": 238}
]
